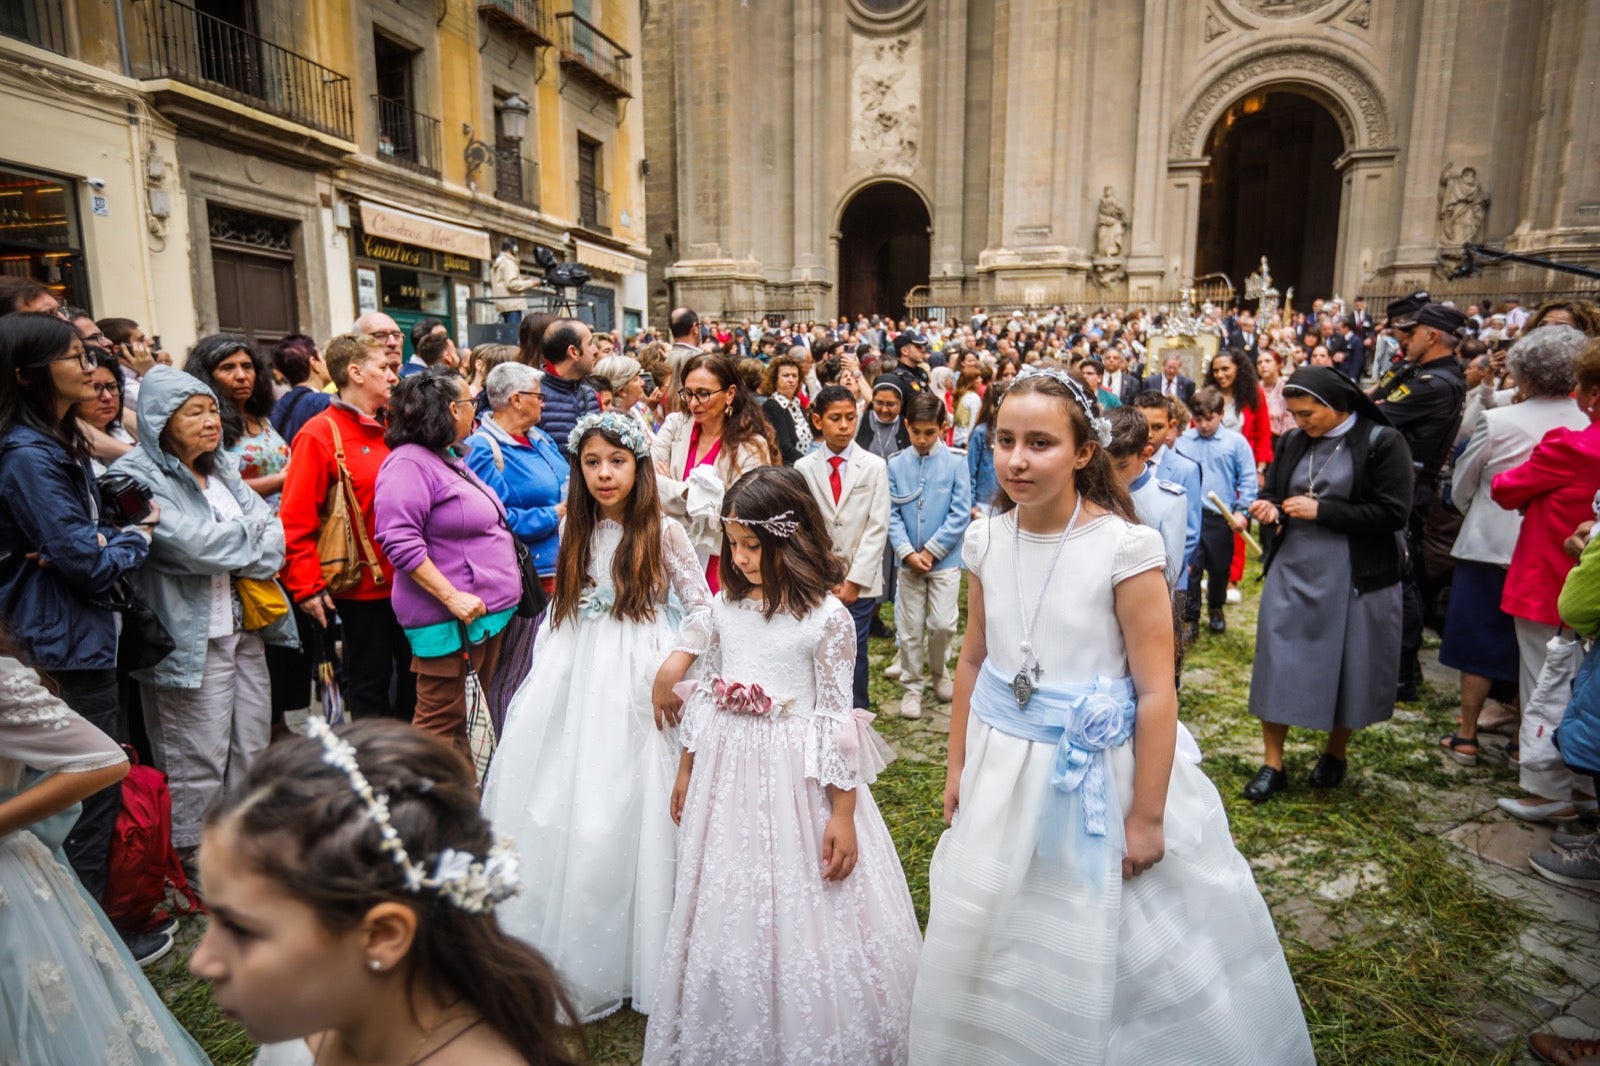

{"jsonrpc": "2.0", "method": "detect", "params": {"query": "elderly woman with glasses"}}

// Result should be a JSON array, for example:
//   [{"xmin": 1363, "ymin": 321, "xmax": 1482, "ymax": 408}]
[
  {"xmin": 465, "ymin": 362, "xmax": 569, "ymax": 595},
  {"xmin": 594, "ymin": 353, "xmax": 660, "ymax": 445},
  {"xmin": 375, "ymin": 369, "xmax": 523, "ymax": 753}
]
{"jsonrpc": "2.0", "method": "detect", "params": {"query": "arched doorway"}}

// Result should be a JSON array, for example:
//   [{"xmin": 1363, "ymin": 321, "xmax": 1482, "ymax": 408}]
[
  {"xmin": 837, "ymin": 182, "xmax": 930, "ymax": 320},
  {"xmin": 1195, "ymin": 92, "xmax": 1343, "ymax": 300}
]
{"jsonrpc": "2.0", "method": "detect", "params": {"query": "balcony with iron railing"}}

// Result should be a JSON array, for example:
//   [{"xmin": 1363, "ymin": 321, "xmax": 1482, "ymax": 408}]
[
  {"xmin": 375, "ymin": 96, "xmax": 442, "ymax": 178},
  {"xmin": 478, "ymin": 0, "xmax": 552, "ymax": 47},
  {"xmin": 130, "ymin": 0, "xmax": 353, "ymax": 141},
  {"xmin": 1, "ymin": 0, "xmax": 69, "ymax": 55},
  {"xmin": 576, "ymin": 181, "xmax": 610, "ymax": 234},
  {"xmin": 494, "ymin": 143, "xmax": 540, "ymax": 209},
  {"xmin": 554, "ymin": 11, "xmax": 631, "ymax": 99}
]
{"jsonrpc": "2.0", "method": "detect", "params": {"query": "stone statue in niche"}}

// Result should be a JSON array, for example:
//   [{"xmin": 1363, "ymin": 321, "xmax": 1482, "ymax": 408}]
[
  {"xmin": 851, "ymin": 34, "xmax": 921, "ymax": 173},
  {"xmin": 1437, "ymin": 163, "xmax": 1490, "ymax": 246},
  {"xmin": 1094, "ymin": 187, "xmax": 1129, "ymax": 258}
]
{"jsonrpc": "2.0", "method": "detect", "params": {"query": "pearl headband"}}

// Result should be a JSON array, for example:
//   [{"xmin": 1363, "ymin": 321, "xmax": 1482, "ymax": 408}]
[{"xmin": 1010, "ymin": 365, "xmax": 1114, "ymax": 447}]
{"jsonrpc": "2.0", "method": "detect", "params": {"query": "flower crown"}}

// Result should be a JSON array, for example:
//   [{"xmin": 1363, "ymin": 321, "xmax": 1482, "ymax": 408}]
[
  {"xmin": 306, "ymin": 718, "xmax": 521, "ymax": 914},
  {"xmin": 568, "ymin": 411, "xmax": 650, "ymax": 458},
  {"xmin": 722, "ymin": 509, "xmax": 801, "ymax": 538},
  {"xmin": 1011, "ymin": 365, "xmax": 1114, "ymax": 447}
]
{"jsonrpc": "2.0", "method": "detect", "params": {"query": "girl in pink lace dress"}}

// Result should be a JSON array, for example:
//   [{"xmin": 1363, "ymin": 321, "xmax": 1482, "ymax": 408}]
[{"xmin": 645, "ymin": 466, "xmax": 921, "ymax": 1065}]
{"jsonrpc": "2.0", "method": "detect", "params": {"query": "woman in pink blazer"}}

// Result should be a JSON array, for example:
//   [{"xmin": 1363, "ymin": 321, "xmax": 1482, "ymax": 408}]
[{"xmin": 1490, "ymin": 341, "xmax": 1600, "ymax": 821}]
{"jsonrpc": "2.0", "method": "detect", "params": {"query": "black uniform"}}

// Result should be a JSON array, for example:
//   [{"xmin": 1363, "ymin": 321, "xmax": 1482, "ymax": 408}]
[{"xmin": 1372, "ymin": 355, "xmax": 1467, "ymax": 696}]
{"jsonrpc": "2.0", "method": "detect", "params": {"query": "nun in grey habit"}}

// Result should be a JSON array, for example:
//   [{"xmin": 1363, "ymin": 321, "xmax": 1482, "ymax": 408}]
[{"xmin": 1242, "ymin": 366, "xmax": 1415, "ymax": 802}]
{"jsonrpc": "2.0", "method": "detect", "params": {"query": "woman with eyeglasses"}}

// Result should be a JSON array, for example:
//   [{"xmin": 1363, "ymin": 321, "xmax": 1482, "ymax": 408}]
[
  {"xmin": 465, "ymin": 362, "xmax": 569, "ymax": 595},
  {"xmin": 0, "ymin": 312, "xmax": 161, "ymax": 958},
  {"xmin": 651, "ymin": 351, "xmax": 777, "ymax": 592},
  {"xmin": 375, "ymin": 369, "xmax": 522, "ymax": 753},
  {"xmin": 76, "ymin": 351, "xmax": 139, "ymax": 476}
]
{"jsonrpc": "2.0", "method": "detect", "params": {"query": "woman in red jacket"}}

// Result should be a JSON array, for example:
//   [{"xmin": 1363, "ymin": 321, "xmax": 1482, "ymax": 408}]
[
  {"xmin": 1490, "ymin": 339, "xmax": 1600, "ymax": 822},
  {"xmin": 1207, "ymin": 348, "xmax": 1274, "ymax": 590}
]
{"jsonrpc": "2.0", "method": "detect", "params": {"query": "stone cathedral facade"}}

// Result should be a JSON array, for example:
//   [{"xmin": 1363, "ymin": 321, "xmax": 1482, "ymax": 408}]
[{"xmin": 641, "ymin": 0, "xmax": 1600, "ymax": 320}]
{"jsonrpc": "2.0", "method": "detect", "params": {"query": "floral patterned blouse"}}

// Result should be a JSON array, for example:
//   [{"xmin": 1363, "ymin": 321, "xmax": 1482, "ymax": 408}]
[{"xmin": 230, "ymin": 421, "xmax": 290, "ymax": 510}]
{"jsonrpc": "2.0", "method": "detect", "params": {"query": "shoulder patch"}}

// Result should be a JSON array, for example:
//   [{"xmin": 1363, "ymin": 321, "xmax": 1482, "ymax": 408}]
[
  {"xmin": 1385, "ymin": 384, "xmax": 1412, "ymax": 402},
  {"xmin": 1156, "ymin": 479, "xmax": 1185, "ymax": 495}
]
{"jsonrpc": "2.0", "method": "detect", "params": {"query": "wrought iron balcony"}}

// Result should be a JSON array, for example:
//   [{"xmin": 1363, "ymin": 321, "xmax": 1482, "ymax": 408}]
[
  {"xmin": 375, "ymin": 96, "xmax": 442, "ymax": 178},
  {"xmin": 554, "ymin": 12, "xmax": 631, "ymax": 99},
  {"xmin": 1, "ymin": 0, "xmax": 69, "ymax": 54},
  {"xmin": 576, "ymin": 181, "xmax": 610, "ymax": 234},
  {"xmin": 131, "ymin": 0, "xmax": 353, "ymax": 141},
  {"xmin": 494, "ymin": 143, "xmax": 539, "ymax": 209},
  {"xmin": 478, "ymin": 0, "xmax": 552, "ymax": 47}
]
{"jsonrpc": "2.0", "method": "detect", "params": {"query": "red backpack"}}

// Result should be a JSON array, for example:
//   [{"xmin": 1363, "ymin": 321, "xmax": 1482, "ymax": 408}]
[{"xmin": 103, "ymin": 747, "xmax": 203, "ymax": 932}]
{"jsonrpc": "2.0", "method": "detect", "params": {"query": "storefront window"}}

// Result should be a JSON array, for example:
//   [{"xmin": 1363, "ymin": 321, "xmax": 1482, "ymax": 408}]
[{"xmin": 0, "ymin": 165, "xmax": 89, "ymax": 309}]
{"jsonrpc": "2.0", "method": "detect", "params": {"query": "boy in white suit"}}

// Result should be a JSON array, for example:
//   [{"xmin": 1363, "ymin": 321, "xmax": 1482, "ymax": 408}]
[{"xmin": 797, "ymin": 384, "xmax": 892, "ymax": 709}]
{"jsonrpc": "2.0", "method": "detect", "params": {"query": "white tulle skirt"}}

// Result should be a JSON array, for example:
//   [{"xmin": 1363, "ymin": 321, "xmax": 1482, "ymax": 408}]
[
  {"xmin": 480, "ymin": 609, "xmax": 681, "ymax": 1021},
  {"xmin": 909, "ymin": 719, "xmax": 1315, "ymax": 1065},
  {"xmin": 644, "ymin": 711, "xmax": 922, "ymax": 1065}
]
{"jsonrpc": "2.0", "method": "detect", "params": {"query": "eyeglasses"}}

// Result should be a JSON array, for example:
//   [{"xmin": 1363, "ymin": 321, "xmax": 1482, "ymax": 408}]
[
  {"xmin": 90, "ymin": 382, "xmax": 118, "ymax": 395},
  {"xmin": 52, "ymin": 351, "xmax": 95, "ymax": 372},
  {"xmin": 366, "ymin": 330, "xmax": 404, "ymax": 342},
  {"xmin": 513, "ymin": 390, "xmax": 544, "ymax": 402},
  {"xmin": 79, "ymin": 331, "xmax": 107, "ymax": 345},
  {"xmin": 681, "ymin": 387, "xmax": 728, "ymax": 405},
  {"xmin": 449, "ymin": 397, "xmax": 476, "ymax": 410}
]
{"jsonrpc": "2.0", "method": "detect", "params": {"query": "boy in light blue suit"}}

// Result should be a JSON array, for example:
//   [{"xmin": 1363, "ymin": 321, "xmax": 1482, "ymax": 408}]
[{"xmin": 886, "ymin": 393, "xmax": 971, "ymax": 719}]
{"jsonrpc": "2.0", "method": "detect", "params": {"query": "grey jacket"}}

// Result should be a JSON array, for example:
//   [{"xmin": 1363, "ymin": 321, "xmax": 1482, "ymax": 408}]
[{"xmin": 108, "ymin": 366, "xmax": 296, "ymax": 689}]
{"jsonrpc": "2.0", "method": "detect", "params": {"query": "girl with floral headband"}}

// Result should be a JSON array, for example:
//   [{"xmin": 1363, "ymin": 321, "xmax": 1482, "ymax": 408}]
[
  {"xmin": 645, "ymin": 465, "xmax": 921, "ymax": 1064},
  {"xmin": 192, "ymin": 719, "xmax": 583, "ymax": 1066},
  {"xmin": 481, "ymin": 410, "xmax": 712, "ymax": 1023},
  {"xmin": 908, "ymin": 363, "xmax": 1312, "ymax": 1064}
]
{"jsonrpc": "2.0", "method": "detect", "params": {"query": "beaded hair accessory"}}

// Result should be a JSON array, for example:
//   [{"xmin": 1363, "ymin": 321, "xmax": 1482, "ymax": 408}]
[
  {"xmin": 1011, "ymin": 364, "xmax": 1114, "ymax": 447},
  {"xmin": 722, "ymin": 509, "xmax": 801, "ymax": 538},
  {"xmin": 568, "ymin": 410, "xmax": 650, "ymax": 458},
  {"xmin": 305, "ymin": 717, "xmax": 521, "ymax": 914}
]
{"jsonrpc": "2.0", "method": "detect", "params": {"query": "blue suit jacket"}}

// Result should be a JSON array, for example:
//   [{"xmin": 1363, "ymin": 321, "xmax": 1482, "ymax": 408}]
[{"xmin": 1155, "ymin": 444, "xmax": 1203, "ymax": 572}]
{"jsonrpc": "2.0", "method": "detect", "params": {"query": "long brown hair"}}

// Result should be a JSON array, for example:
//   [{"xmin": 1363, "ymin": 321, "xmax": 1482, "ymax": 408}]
[
  {"xmin": 719, "ymin": 466, "xmax": 847, "ymax": 621},
  {"xmin": 682, "ymin": 352, "xmax": 777, "ymax": 465},
  {"xmin": 550, "ymin": 424, "xmax": 666, "ymax": 627},
  {"xmin": 210, "ymin": 722, "xmax": 585, "ymax": 1066},
  {"xmin": 992, "ymin": 366, "xmax": 1139, "ymax": 524}
]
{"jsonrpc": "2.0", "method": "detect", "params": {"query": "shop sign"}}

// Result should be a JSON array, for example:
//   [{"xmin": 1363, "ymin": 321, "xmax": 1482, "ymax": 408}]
[
  {"xmin": 359, "ymin": 232, "xmax": 428, "ymax": 268},
  {"xmin": 441, "ymin": 252, "xmax": 479, "ymax": 275},
  {"xmin": 359, "ymin": 201, "xmax": 491, "ymax": 261}
]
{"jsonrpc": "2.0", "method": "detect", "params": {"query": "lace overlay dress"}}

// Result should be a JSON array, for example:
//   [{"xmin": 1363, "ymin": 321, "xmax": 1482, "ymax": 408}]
[
  {"xmin": 481, "ymin": 517, "xmax": 712, "ymax": 1022},
  {"xmin": 909, "ymin": 514, "xmax": 1312, "ymax": 1065},
  {"xmin": 643, "ymin": 595, "xmax": 922, "ymax": 1065},
  {"xmin": 0, "ymin": 656, "xmax": 212, "ymax": 1066}
]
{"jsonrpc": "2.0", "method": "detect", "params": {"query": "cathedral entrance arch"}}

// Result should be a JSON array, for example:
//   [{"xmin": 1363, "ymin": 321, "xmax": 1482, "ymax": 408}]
[
  {"xmin": 1195, "ymin": 91, "xmax": 1344, "ymax": 300},
  {"xmin": 836, "ymin": 181, "xmax": 930, "ymax": 321}
]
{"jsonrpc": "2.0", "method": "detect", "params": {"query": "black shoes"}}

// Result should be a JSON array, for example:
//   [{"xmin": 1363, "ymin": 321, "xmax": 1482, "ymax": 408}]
[
  {"xmin": 1243, "ymin": 765, "xmax": 1287, "ymax": 802},
  {"xmin": 1308, "ymin": 753, "xmax": 1347, "ymax": 789},
  {"xmin": 122, "ymin": 927, "xmax": 175, "ymax": 968},
  {"xmin": 1207, "ymin": 608, "xmax": 1227, "ymax": 634},
  {"xmin": 1395, "ymin": 655, "xmax": 1421, "ymax": 702}
]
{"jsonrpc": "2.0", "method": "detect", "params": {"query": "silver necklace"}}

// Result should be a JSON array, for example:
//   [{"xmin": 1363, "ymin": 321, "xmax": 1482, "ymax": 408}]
[
  {"xmin": 1009, "ymin": 493, "xmax": 1082, "ymax": 708},
  {"xmin": 1303, "ymin": 438, "xmax": 1343, "ymax": 500}
]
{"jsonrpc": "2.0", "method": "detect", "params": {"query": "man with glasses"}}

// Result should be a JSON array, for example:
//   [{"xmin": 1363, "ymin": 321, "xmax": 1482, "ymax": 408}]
[
  {"xmin": 536, "ymin": 317, "xmax": 600, "ymax": 458},
  {"xmin": 64, "ymin": 307, "xmax": 115, "ymax": 357},
  {"xmin": 0, "ymin": 276, "xmax": 63, "ymax": 317},
  {"xmin": 354, "ymin": 311, "xmax": 407, "ymax": 377}
]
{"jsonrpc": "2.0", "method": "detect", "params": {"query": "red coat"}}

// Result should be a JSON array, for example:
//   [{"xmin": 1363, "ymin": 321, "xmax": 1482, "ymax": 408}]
[
  {"xmin": 1491, "ymin": 420, "xmax": 1600, "ymax": 626},
  {"xmin": 278, "ymin": 403, "xmax": 395, "ymax": 602},
  {"xmin": 1238, "ymin": 387, "xmax": 1274, "ymax": 466}
]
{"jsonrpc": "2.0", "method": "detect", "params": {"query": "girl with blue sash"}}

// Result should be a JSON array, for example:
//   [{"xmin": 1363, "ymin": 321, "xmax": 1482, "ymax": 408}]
[{"xmin": 909, "ymin": 366, "xmax": 1312, "ymax": 1065}]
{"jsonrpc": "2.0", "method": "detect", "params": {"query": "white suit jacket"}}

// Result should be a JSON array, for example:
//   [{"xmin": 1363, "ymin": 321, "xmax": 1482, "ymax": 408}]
[
  {"xmin": 652, "ymin": 412, "xmax": 772, "ymax": 566},
  {"xmin": 1450, "ymin": 396, "xmax": 1586, "ymax": 566},
  {"xmin": 796, "ymin": 444, "xmax": 891, "ymax": 598}
]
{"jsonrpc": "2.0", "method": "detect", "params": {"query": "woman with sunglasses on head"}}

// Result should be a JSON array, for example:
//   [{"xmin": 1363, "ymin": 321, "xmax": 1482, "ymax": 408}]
[{"xmin": 651, "ymin": 352, "xmax": 777, "ymax": 593}]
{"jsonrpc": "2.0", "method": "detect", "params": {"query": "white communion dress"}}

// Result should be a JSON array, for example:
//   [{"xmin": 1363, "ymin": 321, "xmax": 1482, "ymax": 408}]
[
  {"xmin": 909, "ymin": 512, "xmax": 1314, "ymax": 1065},
  {"xmin": 643, "ymin": 594, "xmax": 922, "ymax": 1065},
  {"xmin": 480, "ymin": 517, "xmax": 712, "ymax": 1021}
]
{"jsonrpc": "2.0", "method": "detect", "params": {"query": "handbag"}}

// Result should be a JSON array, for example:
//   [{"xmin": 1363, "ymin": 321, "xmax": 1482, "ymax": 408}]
[
  {"xmin": 460, "ymin": 623, "xmax": 496, "ymax": 783},
  {"xmin": 89, "ymin": 576, "xmax": 176, "ymax": 672},
  {"xmin": 316, "ymin": 417, "xmax": 385, "ymax": 596},
  {"xmin": 235, "ymin": 576, "xmax": 290, "ymax": 631},
  {"xmin": 487, "ymin": 608, "xmax": 543, "ymax": 739},
  {"xmin": 1520, "ymin": 631, "xmax": 1585, "ymax": 773}
]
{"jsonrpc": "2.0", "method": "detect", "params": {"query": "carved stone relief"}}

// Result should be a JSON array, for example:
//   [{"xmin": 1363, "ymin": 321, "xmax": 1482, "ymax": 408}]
[
  {"xmin": 1204, "ymin": 10, "xmax": 1228, "ymax": 42},
  {"xmin": 1345, "ymin": 0, "xmax": 1372, "ymax": 28},
  {"xmin": 1237, "ymin": 0, "xmax": 1336, "ymax": 17},
  {"xmin": 851, "ymin": 34, "xmax": 921, "ymax": 175}
]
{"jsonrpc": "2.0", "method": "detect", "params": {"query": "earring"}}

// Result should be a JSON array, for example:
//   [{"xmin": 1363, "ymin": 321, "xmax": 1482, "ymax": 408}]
[
  {"xmin": 368, "ymin": 959, "xmax": 382, "ymax": 972},
  {"xmin": 725, "ymin": 403, "xmax": 733, "ymax": 416}
]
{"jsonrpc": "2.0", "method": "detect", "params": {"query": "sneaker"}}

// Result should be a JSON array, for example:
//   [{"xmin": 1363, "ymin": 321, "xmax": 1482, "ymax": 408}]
[
  {"xmin": 1529, "ymin": 838, "xmax": 1600, "ymax": 890},
  {"xmin": 122, "ymin": 928, "xmax": 175, "ymax": 969},
  {"xmin": 1225, "ymin": 586, "xmax": 1242, "ymax": 605},
  {"xmin": 1551, "ymin": 830, "xmax": 1598, "ymax": 852},
  {"xmin": 883, "ymin": 660, "xmax": 903, "ymax": 681},
  {"xmin": 899, "ymin": 691, "xmax": 923, "ymax": 720},
  {"xmin": 1528, "ymin": 1031, "xmax": 1600, "ymax": 1065},
  {"xmin": 933, "ymin": 675, "xmax": 955, "ymax": 703}
]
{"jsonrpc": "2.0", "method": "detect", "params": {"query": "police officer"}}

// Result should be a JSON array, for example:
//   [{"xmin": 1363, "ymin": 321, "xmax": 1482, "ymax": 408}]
[
  {"xmin": 1370, "ymin": 301, "xmax": 1469, "ymax": 700},
  {"xmin": 1370, "ymin": 290, "xmax": 1430, "ymax": 384},
  {"xmin": 883, "ymin": 329, "xmax": 932, "ymax": 399}
]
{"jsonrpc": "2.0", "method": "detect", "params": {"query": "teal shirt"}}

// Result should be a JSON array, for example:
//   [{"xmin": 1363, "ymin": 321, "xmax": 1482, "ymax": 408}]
[{"xmin": 404, "ymin": 607, "xmax": 515, "ymax": 658}]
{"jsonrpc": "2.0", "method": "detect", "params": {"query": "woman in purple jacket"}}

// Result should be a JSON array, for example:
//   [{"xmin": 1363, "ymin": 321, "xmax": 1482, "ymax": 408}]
[{"xmin": 375, "ymin": 369, "xmax": 521, "ymax": 753}]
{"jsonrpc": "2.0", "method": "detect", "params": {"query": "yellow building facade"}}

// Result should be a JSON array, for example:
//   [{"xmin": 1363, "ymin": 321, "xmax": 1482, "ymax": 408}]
[{"xmin": 1, "ymin": 0, "xmax": 649, "ymax": 355}]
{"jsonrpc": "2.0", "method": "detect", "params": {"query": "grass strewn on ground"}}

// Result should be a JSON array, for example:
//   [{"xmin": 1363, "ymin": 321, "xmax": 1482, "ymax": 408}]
[{"xmin": 161, "ymin": 569, "xmax": 1547, "ymax": 1065}]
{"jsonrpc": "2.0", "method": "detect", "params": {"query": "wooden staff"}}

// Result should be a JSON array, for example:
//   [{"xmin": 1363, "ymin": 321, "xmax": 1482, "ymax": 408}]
[{"xmin": 1207, "ymin": 490, "xmax": 1263, "ymax": 556}]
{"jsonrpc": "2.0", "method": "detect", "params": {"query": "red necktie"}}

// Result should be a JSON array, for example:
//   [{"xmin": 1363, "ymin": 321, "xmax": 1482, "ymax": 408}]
[{"xmin": 828, "ymin": 456, "xmax": 844, "ymax": 504}]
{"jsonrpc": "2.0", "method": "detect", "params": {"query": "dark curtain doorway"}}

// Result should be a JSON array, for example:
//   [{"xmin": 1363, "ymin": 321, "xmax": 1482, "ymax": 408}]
[
  {"xmin": 1195, "ymin": 92, "xmax": 1343, "ymax": 301},
  {"xmin": 837, "ymin": 182, "xmax": 930, "ymax": 321}
]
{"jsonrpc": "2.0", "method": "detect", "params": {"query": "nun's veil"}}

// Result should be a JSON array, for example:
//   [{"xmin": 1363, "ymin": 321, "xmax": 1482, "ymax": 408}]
[{"xmin": 1281, "ymin": 365, "xmax": 1391, "ymax": 426}]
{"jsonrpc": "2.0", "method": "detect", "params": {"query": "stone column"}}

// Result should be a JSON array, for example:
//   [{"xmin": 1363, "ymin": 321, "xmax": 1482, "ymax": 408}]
[
  {"xmin": 792, "ymin": 0, "xmax": 822, "ymax": 280},
  {"xmin": 1388, "ymin": 0, "xmax": 1462, "ymax": 272},
  {"xmin": 928, "ymin": 0, "xmax": 969, "ymax": 303},
  {"xmin": 1333, "ymin": 149, "xmax": 1398, "ymax": 297},
  {"xmin": 1163, "ymin": 158, "xmax": 1209, "ymax": 285},
  {"xmin": 1126, "ymin": 0, "xmax": 1173, "ymax": 294}
]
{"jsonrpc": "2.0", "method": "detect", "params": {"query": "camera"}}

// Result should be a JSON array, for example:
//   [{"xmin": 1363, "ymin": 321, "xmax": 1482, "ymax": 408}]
[{"xmin": 97, "ymin": 473, "xmax": 154, "ymax": 526}]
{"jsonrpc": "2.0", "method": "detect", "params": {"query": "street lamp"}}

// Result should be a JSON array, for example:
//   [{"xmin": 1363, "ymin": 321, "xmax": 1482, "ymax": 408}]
[{"xmin": 464, "ymin": 94, "xmax": 531, "ymax": 186}]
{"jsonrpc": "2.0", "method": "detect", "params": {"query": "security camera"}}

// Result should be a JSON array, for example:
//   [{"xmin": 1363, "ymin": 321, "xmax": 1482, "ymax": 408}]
[{"xmin": 88, "ymin": 177, "xmax": 107, "ymax": 190}]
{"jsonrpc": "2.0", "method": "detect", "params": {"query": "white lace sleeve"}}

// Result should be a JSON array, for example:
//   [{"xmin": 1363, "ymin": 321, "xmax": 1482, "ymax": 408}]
[
  {"xmin": 1110, "ymin": 521, "xmax": 1168, "ymax": 585},
  {"xmin": 803, "ymin": 603, "xmax": 894, "ymax": 790},
  {"xmin": 663, "ymin": 518, "xmax": 714, "ymax": 656},
  {"xmin": 678, "ymin": 621, "xmax": 722, "ymax": 755},
  {"xmin": 0, "ymin": 656, "xmax": 128, "ymax": 778}
]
